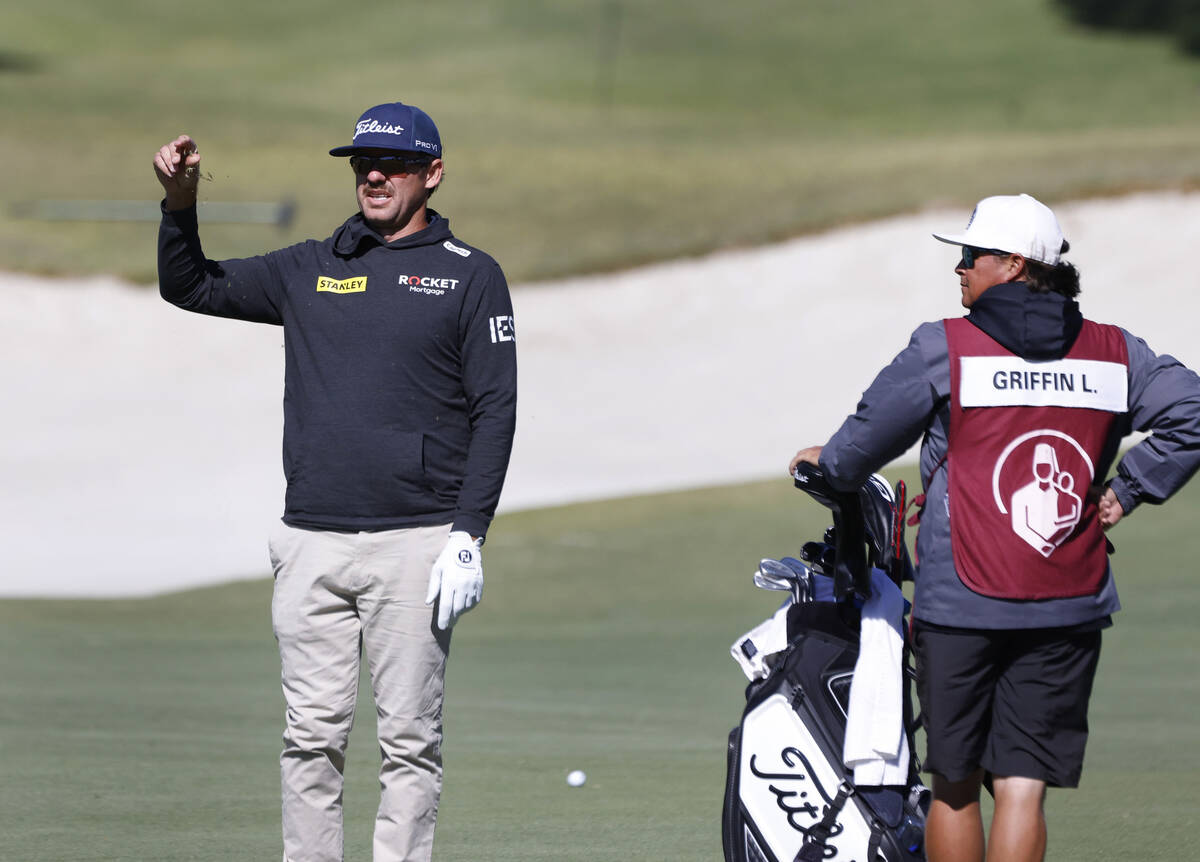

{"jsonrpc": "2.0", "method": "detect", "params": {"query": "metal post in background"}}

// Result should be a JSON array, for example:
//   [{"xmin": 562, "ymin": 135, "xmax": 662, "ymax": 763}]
[{"xmin": 10, "ymin": 199, "xmax": 296, "ymax": 228}]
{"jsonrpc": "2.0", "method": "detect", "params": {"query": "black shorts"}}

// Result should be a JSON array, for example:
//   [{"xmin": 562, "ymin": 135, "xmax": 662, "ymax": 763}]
[{"xmin": 912, "ymin": 620, "xmax": 1103, "ymax": 788}]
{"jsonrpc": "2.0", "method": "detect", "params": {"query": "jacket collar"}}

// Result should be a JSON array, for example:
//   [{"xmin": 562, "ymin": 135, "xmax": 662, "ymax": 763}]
[{"xmin": 332, "ymin": 209, "xmax": 452, "ymax": 256}]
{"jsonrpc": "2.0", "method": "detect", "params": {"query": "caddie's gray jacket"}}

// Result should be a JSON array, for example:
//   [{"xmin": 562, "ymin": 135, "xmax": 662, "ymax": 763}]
[
  {"xmin": 820, "ymin": 282, "xmax": 1200, "ymax": 628},
  {"xmin": 159, "ymin": 205, "xmax": 516, "ymax": 539}
]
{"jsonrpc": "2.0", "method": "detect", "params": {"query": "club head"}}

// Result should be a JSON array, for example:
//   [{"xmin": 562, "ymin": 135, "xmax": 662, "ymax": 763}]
[
  {"xmin": 753, "ymin": 558, "xmax": 797, "ymax": 592},
  {"xmin": 753, "ymin": 572, "xmax": 792, "ymax": 592},
  {"xmin": 800, "ymin": 541, "xmax": 836, "ymax": 575},
  {"xmin": 781, "ymin": 557, "xmax": 815, "ymax": 603}
]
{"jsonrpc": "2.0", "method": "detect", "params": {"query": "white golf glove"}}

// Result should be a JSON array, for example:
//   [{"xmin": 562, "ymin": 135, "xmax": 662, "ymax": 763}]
[{"xmin": 425, "ymin": 531, "xmax": 484, "ymax": 630}]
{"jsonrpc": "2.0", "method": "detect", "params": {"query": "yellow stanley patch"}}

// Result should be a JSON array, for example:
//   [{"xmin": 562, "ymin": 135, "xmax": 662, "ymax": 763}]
[{"xmin": 316, "ymin": 276, "xmax": 367, "ymax": 294}]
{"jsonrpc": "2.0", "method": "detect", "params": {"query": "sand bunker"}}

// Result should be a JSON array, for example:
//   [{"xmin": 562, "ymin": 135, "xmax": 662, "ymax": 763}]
[{"xmin": 3, "ymin": 191, "xmax": 1197, "ymax": 596}]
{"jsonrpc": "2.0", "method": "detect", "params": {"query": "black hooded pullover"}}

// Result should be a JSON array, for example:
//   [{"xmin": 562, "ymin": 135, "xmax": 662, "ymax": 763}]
[{"xmin": 159, "ymin": 205, "xmax": 516, "ymax": 538}]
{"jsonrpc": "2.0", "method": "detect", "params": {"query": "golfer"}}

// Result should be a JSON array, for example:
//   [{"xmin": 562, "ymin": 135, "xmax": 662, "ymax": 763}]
[
  {"xmin": 154, "ymin": 102, "xmax": 517, "ymax": 862},
  {"xmin": 789, "ymin": 193, "xmax": 1200, "ymax": 862}
]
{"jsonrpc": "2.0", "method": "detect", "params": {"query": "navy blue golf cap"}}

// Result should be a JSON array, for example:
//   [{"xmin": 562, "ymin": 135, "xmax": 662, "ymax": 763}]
[{"xmin": 329, "ymin": 102, "xmax": 442, "ymax": 158}]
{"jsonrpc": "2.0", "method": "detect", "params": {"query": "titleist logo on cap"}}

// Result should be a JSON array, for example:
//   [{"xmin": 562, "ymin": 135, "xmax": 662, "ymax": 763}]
[
  {"xmin": 330, "ymin": 103, "xmax": 441, "ymax": 157},
  {"xmin": 355, "ymin": 119, "xmax": 405, "ymax": 137}
]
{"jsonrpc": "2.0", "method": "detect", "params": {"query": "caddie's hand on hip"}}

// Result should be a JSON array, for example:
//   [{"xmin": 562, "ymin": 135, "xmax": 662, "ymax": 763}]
[
  {"xmin": 788, "ymin": 445, "xmax": 823, "ymax": 476},
  {"xmin": 153, "ymin": 135, "xmax": 201, "ymax": 209},
  {"xmin": 425, "ymin": 531, "xmax": 484, "ymax": 630},
  {"xmin": 1098, "ymin": 486, "xmax": 1124, "ymax": 531}
]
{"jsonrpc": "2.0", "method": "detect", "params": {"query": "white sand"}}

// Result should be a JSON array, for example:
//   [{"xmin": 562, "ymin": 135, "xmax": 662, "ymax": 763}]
[{"xmin": 3, "ymin": 191, "xmax": 1197, "ymax": 597}]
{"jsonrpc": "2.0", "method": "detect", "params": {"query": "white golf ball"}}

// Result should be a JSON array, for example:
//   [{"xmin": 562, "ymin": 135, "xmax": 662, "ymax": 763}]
[{"xmin": 566, "ymin": 769, "xmax": 586, "ymax": 787}]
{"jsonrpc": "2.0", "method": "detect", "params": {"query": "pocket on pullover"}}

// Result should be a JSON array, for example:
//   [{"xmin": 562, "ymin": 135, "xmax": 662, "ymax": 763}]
[{"xmin": 287, "ymin": 425, "xmax": 429, "ymax": 515}]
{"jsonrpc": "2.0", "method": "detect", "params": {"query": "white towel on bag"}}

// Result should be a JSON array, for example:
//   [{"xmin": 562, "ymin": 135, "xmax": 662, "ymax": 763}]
[
  {"xmin": 842, "ymin": 568, "xmax": 910, "ymax": 785},
  {"xmin": 729, "ymin": 597, "xmax": 792, "ymax": 681}
]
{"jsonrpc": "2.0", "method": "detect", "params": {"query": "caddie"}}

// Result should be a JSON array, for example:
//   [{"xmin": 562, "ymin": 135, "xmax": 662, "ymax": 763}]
[
  {"xmin": 789, "ymin": 193, "xmax": 1200, "ymax": 862},
  {"xmin": 154, "ymin": 102, "xmax": 517, "ymax": 862}
]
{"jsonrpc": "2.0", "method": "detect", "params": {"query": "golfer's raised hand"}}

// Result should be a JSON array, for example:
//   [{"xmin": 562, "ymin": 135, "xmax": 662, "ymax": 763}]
[{"xmin": 153, "ymin": 135, "xmax": 202, "ymax": 209}]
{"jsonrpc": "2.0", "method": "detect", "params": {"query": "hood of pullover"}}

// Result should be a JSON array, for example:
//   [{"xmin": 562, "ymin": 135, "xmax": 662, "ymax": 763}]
[{"xmin": 966, "ymin": 281, "xmax": 1084, "ymax": 361}]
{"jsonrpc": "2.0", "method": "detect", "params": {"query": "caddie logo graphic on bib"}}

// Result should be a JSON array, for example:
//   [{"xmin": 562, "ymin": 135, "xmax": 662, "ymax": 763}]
[
  {"xmin": 992, "ymin": 431, "xmax": 1092, "ymax": 558},
  {"xmin": 943, "ymin": 317, "xmax": 1128, "ymax": 600}
]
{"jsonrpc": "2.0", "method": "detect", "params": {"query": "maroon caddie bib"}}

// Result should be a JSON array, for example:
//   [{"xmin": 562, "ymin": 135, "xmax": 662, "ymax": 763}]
[{"xmin": 945, "ymin": 317, "xmax": 1128, "ymax": 599}]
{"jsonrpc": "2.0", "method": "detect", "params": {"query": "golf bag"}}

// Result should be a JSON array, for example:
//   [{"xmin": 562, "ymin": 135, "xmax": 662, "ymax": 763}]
[{"xmin": 722, "ymin": 464, "xmax": 928, "ymax": 862}]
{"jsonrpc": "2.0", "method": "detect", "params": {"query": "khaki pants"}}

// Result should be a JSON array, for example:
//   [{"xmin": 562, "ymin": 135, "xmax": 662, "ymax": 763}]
[{"xmin": 268, "ymin": 522, "xmax": 452, "ymax": 862}]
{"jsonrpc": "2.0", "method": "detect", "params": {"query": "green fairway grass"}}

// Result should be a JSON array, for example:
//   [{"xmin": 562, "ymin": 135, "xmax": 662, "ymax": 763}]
[
  {"xmin": 1, "ymin": 0, "xmax": 1198, "ymax": 283},
  {"xmin": 2, "ymin": 469, "xmax": 1198, "ymax": 860}
]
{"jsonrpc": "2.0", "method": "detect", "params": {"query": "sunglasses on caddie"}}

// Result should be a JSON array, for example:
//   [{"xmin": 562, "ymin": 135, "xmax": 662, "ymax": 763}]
[
  {"xmin": 349, "ymin": 155, "xmax": 433, "ymax": 177},
  {"xmin": 960, "ymin": 245, "xmax": 1009, "ymax": 269}
]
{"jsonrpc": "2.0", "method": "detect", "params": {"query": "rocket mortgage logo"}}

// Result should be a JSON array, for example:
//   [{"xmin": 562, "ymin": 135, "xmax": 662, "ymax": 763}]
[{"xmin": 401, "ymin": 274, "xmax": 460, "ymax": 296}]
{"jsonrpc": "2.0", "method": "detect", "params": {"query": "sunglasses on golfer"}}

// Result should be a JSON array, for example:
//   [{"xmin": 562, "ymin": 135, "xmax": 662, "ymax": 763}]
[
  {"xmin": 349, "ymin": 155, "xmax": 433, "ymax": 177},
  {"xmin": 960, "ymin": 245, "xmax": 1010, "ymax": 269}
]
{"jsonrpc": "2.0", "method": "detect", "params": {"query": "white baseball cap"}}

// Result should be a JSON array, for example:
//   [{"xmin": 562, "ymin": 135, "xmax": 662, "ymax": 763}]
[{"xmin": 932, "ymin": 193, "xmax": 1069, "ymax": 265}]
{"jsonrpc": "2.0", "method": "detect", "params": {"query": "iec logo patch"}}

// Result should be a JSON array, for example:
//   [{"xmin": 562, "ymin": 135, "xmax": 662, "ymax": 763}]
[
  {"xmin": 316, "ymin": 276, "xmax": 367, "ymax": 294},
  {"xmin": 489, "ymin": 315, "xmax": 515, "ymax": 343}
]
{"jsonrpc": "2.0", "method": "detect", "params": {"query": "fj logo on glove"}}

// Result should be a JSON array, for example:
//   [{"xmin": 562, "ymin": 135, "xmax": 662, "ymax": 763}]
[
  {"xmin": 316, "ymin": 276, "xmax": 367, "ymax": 294},
  {"xmin": 457, "ymin": 549, "xmax": 473, "ymax": 564}
]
